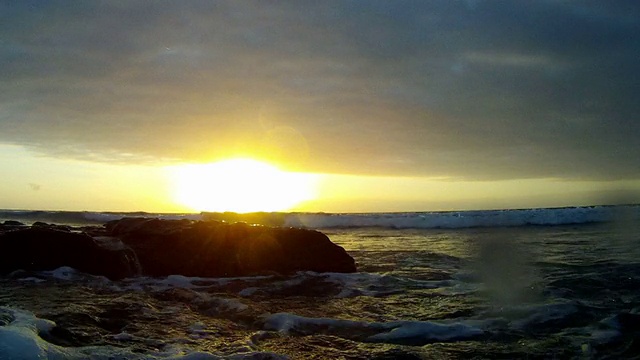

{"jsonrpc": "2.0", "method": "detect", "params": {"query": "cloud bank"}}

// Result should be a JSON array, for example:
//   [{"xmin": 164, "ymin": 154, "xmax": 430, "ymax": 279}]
[{"xmin": 1, "ymin": 1, "xmax": 639, "ymax": 180}]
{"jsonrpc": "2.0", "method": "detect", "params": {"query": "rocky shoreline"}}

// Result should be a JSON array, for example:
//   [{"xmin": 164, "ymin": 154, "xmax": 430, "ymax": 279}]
[{"xmin": 0, "ymin": 218, "xmax": 356, "ymax": 280}]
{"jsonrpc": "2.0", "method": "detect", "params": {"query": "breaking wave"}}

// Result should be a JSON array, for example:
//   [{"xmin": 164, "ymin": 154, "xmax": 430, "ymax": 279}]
[{"xmin": 1, "ymin": 205, "xmax": 637, "ymax": 229}]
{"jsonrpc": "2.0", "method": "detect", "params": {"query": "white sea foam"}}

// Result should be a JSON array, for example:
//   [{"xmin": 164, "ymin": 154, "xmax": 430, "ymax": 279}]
[
  {"xmin": 111, "ymin": 271, "xmax": 444, "ymax": 300},
  {"xmin": 262, "ymin": 312, "xmax": 483, "ymax": 344},
  {"xmin": 38, "ymin": 266, "xmax": 110, "ymax": 284},
  {"xmin": 114, "ymin": 274, "xmax": 273, "ymax": 293},
  {"xmin": 284, "ymin": 205, "xmax": 635, "ymax": 229},
  {"xmin": 0, "ymin": 307, "xmax": 70, "ymax": 360},
  {"xmin": 263, "ymin": 313, "xmax": 369, "ymax": 334},
  {"xmin": 234, "ymin": 271, "xmax": 425, "ymax": 299},
  {"xmin": 46, "ymin": 266, "xmax": 79, "ymax": 281},
  {"xmin": 479, "ymin": 301, "xmax": 581, "ymax": 331},
  {"xmin": 0, "ymin": 307, "xmax": 288, "ymax": 359},
  {"xmin": 367, "ymin": 320, "xmax": 484, "ymax": 343},
  {"xmin": 511, "ymin": 302, "xmax": 579, "ymax": 329},
  {"xmin": 317, "ymin": 271, "xmax": 442, "ymax": 298}
]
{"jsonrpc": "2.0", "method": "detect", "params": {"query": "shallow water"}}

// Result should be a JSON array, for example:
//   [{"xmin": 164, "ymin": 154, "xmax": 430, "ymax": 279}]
[{"xmin": 1, "ymin": 223, "xmax": 640, "ymax": 359}]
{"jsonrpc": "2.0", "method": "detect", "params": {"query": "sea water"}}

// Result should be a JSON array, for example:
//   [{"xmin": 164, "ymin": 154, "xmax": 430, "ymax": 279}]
[{"xmin": 0, "ymin": 206, "xmax": 639, "ymax": 359}]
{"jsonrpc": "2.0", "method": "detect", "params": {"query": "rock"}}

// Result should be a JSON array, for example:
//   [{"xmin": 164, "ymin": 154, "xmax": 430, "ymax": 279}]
[
  {"xmin": 106, "ymin": 218, "xmax": 356, "ymax": 277},
  {"xmin": 0, "ymin": 220, "xmax": 27, "ymax": 234},
  {"xmin": 0, "ymin": 228, "xmax": 139, "ymax": 280},
  {"xmin": 201, "ymin": 211, "xmax": 287, "ymax": 227},
  {"xmin": 0, "ymin": 219, "xmax": 356, "ymax": 280},
  {"xmin": 106, "ymin": 217, "xmax": 194, "ymax": 236},
  {"xmin": 2, "ymin": 220, "xmax": 25, "ymax": 227},
  {"xmin": 32, "ymin": 221, "xmax": 72, "ymax": 232}
]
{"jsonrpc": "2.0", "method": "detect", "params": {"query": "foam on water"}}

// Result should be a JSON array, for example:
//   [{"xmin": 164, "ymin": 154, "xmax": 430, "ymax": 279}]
[
  {"xmin": 285, "ymin": 205, "xmax": 633, "ymax": 229},
  {"xmin": 0, "ymin": 307, "xmax": 71, "ymax": 360},
  {"xmin": 45, "ymin": 266, "xmax": 81, "ymax": 281},
  {"xmin": 318, "ymin": 271, "xmax": 445, "ymax": 298},
  {"xmin": 40, "ymin": 266, "xmax": 111, "ymax": 284},
  {"xmin": 13, "ymin": 265, "xmax": 452, "ymax": 303},
  {"xmin": 262, "ymin": 312, "xmax": 483, "ymax": 345},
  {"xmin": 114, "ymin": 274, "xmax": 274, "ymax": 293},
  {"xmin": 0, "ymin": 307, "xmax": 289, "ymax": 359},
  {"xmin": 509, "ymin": 302, "xmax": 580, "ymax": 330},
  {"xmin": 367, "ymin": 320, "xmax": 484, "ymax": 343},
  {"xmin": 2, "ymin": 216, "xmax": 639, "ymax": 358}
]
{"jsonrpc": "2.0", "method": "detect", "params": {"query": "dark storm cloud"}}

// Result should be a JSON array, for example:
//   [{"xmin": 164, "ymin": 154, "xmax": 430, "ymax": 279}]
[{"xmin": 1, "ymin": 0, "xmax": 639, "ymax": 180}]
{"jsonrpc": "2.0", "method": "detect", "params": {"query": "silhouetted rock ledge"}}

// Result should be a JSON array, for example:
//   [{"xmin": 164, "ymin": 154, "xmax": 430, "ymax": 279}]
[
  {"xmin": 0, "ymin": 227, "xmax": 139, "ymax": 280},
  {"xmin": 0, "ymin": 219, "xmax": 356, "ymax": 280}
]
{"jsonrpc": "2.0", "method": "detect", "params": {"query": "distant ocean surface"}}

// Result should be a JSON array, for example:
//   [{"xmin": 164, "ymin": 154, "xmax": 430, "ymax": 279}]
[
  {"xmin": 1, "ymin": 205, "xmax": 639, "ymax": 359},
  {"xmin": 1, "ymin": 205, "xmax": 636, "ymax": 229}
]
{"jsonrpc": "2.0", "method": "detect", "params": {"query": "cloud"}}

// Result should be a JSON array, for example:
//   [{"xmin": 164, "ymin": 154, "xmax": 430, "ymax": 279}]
[{"xmin": 0, "ymin": 1, "xmax": 639, "ymax": 180}]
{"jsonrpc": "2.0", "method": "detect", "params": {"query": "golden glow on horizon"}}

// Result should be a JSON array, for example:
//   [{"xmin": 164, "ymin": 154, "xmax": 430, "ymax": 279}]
[
  {"xmin": 3, "ymin": 144, "xmax": 640, "ymax": 213},
  {"xmin": 168, "ymin": 158, "xmax": 318, "ymax": 213}
]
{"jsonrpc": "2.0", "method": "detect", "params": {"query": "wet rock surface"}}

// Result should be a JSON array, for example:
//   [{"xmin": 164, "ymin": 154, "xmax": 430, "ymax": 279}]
[
  {"xmin": 0, "ymin": 218, "xmax": 356, "ymax": 279},
  {"xmin": 108, "ymin": 218, "xmax": 356, "ymax": 277},
  {"xmin": 0, "ymin": 227, "xmax": 139, "ymax": 280}
]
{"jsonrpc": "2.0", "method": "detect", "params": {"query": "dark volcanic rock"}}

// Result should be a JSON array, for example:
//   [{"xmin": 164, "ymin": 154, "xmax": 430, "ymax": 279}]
[
  {"xmin": 106, "ymin": 218, "xmax": 357, "ymax": 277},
  {"xmin": 0, "ymin": 219, "xmax": 355, "ymax": 280},
  {"xmin": 0, "ymin": 227, "xmax": 139, "ymax": 280},
  {"xmin": 2, "ymin": 220, "xmax": 25, "ymax": 227},
  {"xmin": 32, "ymin": 221, "xmax": 72, "ymax": 232},
  {"xmin": 0, "ymin": 220, "xmax": 27, "ymax": 234},
  {"xmin": 201, "ymin": 211, "xmax": 287, "ymax": 227}
]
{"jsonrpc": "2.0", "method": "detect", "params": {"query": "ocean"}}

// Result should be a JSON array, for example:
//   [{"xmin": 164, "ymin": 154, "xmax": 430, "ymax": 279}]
[{"xmin": 1, "ymin": 205, "xmax": 639, "ymax": 359}]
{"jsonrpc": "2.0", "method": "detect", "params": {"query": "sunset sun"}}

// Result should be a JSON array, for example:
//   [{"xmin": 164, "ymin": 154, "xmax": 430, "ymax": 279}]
[{"xmin": 168, "ymin": 158, "xmax": 318, "ymax": 213}]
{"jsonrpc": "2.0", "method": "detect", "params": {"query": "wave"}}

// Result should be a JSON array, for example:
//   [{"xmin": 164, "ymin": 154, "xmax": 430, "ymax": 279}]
[
  {"xmin": 0, "ymin": 210, "xmax": 201, "ymax": 226},
  {"xmin": 285, "ymin": 206, "xmax": 637, "ymax": 229},
  {"xmin": 1, "ymin": 205, "xmax": 637, "ymax": 229}
]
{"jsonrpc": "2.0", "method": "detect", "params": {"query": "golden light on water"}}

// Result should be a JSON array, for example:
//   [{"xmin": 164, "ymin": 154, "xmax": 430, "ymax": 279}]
[{"xmin": 168, "ymin": 158, "xmax": 318, "ymax": 213}]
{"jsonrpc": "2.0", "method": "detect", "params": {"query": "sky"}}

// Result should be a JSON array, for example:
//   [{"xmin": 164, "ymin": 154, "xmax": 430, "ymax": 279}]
[{"xmin": 1, "ymin": 1, "xmax": 640, "ymax": 212}]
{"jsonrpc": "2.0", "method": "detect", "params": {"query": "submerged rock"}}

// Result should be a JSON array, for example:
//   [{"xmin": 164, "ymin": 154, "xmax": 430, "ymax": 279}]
[
  {"xmin": 0, "ymin": 227, "xmax": 139, "ymax": 280},
  {"xmin": 106, "ymin": 218, "xmax": 357, "ymax": 277}
]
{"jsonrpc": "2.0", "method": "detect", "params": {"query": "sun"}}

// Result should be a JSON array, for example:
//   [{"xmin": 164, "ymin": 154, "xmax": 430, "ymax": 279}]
[{"xmin": 168, "ymin": 158, "xmax": 318, "ymax": 213}]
